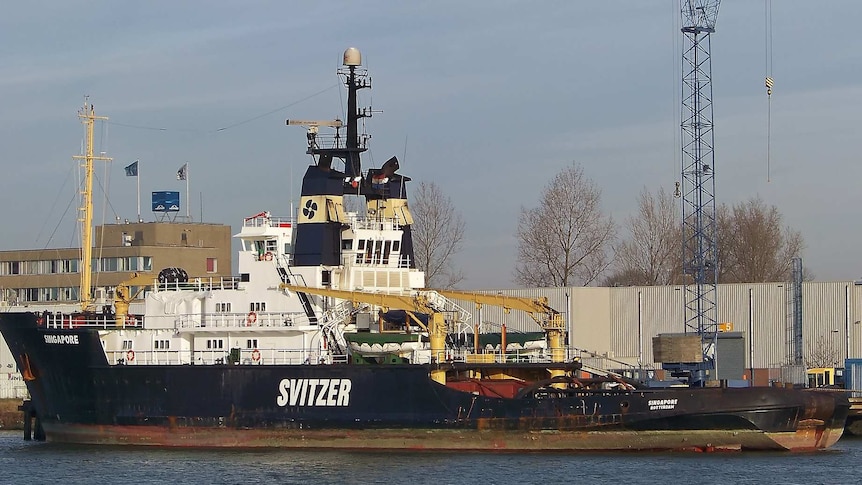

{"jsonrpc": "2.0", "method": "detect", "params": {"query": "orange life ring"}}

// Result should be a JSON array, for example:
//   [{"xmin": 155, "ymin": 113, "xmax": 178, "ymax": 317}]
[
  {"xmin": 264, "ymin": 252, "xmax": 273, "ymax": 261},
  {"xmin": 246, "ymin": 311, "xmax": 257, "ymax": 325},
  {"xmin": 126, "ymin": 350, "xmax": 135, "ymax": 362},
  {"xmin": 251, "ymin": 349, "xmax": 261, "ymax": 362}
]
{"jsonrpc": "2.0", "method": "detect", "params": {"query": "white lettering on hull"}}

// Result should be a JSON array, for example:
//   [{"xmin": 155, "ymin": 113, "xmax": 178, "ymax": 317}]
[
  {"xmin": 276, "ymin": 378, "xmax": 352, "ymax": 407},
  {"xmin": 647, "ymin": 398, "xmax": 678, "ymax": 411},
  {"xmin": 44, "ymin": 334, "xmax": 80, "ymax": 345}
]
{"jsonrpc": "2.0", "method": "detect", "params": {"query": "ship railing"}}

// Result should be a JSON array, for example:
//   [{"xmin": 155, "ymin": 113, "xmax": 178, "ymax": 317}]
[
  {"xmin": 154, "ymin": 276, "xmax": 242, "ymax": 292},
  {"xmin": 348, "ymin": 215, "xmax": 404, "ymax": 231},
  {"xmin": 441, "ymin": 347, "xmax": 569, "ymax": 365},
  {"xmin": 108, "ymin": 349, "xmax": 188, "ymax": 365},
  {"xmin": 174, "ymin": 311, "xmax": 314, "ymax": 330},
  {"xmin": 108, "ymin": 348, "xmax": 351, "ymax": 366},
  {"xmin": 242, "ymin": 213, "xmax": 294, "ymax": 228},
  {"xmin": 42, "ymin": 312, "xmax": 144, "ymax": 329}
]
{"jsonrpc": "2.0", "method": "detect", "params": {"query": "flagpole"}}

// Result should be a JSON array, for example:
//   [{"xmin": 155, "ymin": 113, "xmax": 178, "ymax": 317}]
[
  {"xmin": 136, "ymin": 159, "xmax": 141, "ymax": 222},
  {"xmin": 186, "ymin": 162, "xmax": 190, "ymax": 221}
]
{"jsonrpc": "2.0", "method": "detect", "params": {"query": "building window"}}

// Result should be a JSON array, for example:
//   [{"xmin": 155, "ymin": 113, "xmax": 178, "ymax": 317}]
[{"xmin": 207, "ymin": 258, "xmax": 217, "ymax": 273}]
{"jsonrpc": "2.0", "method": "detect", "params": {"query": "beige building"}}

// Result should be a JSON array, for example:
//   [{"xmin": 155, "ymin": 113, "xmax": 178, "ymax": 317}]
[
  {"xmin": 0, "ymin": 221, "xmax": 232, "ymax": 305},
  {"xmin": 452, "ymin": 281, "xmax": 862, "ymax": 386}
]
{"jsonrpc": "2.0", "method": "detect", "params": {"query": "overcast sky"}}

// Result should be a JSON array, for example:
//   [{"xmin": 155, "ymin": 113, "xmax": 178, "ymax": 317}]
[{"xmin": 1, "ymin": 1, "xmax": 859, "ymax": 288}]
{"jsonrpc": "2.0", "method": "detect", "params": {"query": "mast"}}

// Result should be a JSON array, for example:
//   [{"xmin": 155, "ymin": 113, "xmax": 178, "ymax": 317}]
[{"xmin": 72, "ymin": 101, "xmax": 111, "ymax": 312}]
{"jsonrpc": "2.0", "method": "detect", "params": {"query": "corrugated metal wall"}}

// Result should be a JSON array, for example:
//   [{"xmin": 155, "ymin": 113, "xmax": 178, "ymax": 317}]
[{"xmin": 458, "ymin": 281, "xmax": 862, "ymax": 371}]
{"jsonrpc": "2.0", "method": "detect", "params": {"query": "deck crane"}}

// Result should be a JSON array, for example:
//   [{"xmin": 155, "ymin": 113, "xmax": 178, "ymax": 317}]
[
  {"xmin": 677, "ymin": 0, "xmax": 721, "ymax": 385},
  {"xmin": 280, "ymin": 284, "xmax": 569, "ymax": 385}
]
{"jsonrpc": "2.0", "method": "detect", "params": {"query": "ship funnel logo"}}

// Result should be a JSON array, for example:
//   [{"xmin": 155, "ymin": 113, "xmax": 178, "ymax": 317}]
[{"xmin": 302, "ymin": 200, "xmax": 318, "ymax": 219}]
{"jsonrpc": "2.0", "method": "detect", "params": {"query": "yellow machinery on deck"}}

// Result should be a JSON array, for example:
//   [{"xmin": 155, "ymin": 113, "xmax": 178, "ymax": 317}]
[{"xmin": 281, "ymin": 284, "xmax": 568, "ymax": 385}]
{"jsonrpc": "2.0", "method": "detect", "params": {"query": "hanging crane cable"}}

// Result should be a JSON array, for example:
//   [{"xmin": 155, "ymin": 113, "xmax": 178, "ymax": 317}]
[{"xmin": 765, "ymin": 0, "xmax": 774, "ymax": 182}]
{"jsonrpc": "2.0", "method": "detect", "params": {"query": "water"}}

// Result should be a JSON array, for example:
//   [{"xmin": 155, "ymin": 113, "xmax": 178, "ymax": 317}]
[{"xmin": 1, "ymin": 430, "xmax": 859, "ymax": 485}]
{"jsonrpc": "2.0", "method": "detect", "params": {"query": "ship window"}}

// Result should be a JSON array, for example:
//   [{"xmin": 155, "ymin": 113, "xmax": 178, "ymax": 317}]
[
  {"xmin": 357, "ymin": 240, "xmax": 366, "ymax": 251},
  {"xmin": 365, "ymin": 241, "xmax": 374, "ymax": 264},
  {"xmin": 265, "ymin": 240, "xmax": 278, "ymax": 252},
  {"xmin": 246, "ymin": 339, "xmax": 258, "ymax": 349},
  {"xmin": 392, "ymin": 240, "xmax": 400, "ymax": 252},
  {"xmin": 322, "ymin": 271, "xmax": 331, "ymax": 286},
  {"xmin": 215, "ymin": 302, "xmax": 231, "ymax": 312},
  {"xmin": 373, "ymin": 241, "xmax": 383, "ymax": 264},
  {"xmin": 154, "ymin": 340, "xmax": 171, "ymax": 350},
  {"xmin": 382, "ymin": 241, "xmax": 392, "ymax": 265},
  {"xmin": 342, "ymin": 239, "xmax": 353, "ymax": 250},
  {"xmin": 122, "ymin": 340, "xmax": 133, "ymax": 350},
  {"xmin": 207, "ymin": 258, "xmax": 217, "ymax": 273},
  {"xmin": 206, "ymin": 339, "xmax": 224, "ymax": 350},
  {"xmin": 251, "ymin": 302, "xmax": 266, "ymax": 312}
]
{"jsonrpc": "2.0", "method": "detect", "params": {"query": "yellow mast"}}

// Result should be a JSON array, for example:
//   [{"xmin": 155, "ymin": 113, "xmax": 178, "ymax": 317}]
[{"xmin": 71, "ymin": 101, "xmax": 111, "ymax": 312}]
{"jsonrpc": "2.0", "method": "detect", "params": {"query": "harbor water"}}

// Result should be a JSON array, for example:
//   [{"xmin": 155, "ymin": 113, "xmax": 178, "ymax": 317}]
[{"xmin": 0, "ymin": 430, "xmax": 859, "ymax": 485}]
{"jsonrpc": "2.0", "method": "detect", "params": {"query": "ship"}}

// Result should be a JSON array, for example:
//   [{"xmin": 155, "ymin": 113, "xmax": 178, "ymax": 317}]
[{"xmin": 0, "ymin": 48, "xmax": 849, "ymax": 452}]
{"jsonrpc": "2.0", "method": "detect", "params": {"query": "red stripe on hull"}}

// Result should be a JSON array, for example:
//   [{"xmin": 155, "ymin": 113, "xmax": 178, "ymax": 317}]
[{"xmin": 42, "ymin": 423, "xmax": 845, "ymax": 452}]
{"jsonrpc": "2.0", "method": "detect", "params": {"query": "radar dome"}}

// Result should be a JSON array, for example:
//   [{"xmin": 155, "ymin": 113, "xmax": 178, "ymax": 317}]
[{"xmin": 343, "ymin": 47, "xmax": 362, "ymax": 66}]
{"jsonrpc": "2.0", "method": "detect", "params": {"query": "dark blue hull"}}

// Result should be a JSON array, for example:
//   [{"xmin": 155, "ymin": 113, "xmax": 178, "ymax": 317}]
[{"xmin": 1, "ymin": 311, "xmax": 849, "ymax": 450}]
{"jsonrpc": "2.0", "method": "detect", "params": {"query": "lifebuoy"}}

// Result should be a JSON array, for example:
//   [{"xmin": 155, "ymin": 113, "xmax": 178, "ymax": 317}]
[
  {"xmin": 264, "ymin": 252, "xmax": 273, "ymax": 261},
  {"xmin": 246, "ymin": 311, "xmax": 257, "ymax": 325},
  {"xmin": 251, "ymin": 349, "xmax": 261, "ymax": 362},
  {"xmin": 126, "ymin": 350, "xmax": 135, "ymax": 362}
]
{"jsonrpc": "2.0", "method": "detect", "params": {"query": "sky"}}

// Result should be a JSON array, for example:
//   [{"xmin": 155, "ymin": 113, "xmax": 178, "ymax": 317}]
[{"xmin": 0, "ymin": 1, "xmax": 860, "ymax": 289}]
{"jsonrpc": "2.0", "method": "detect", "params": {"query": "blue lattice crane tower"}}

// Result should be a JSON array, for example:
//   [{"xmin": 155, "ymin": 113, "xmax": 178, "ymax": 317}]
[{"xmin": 679, "ymin": 0, "xmax": 721, "ymax": 384}]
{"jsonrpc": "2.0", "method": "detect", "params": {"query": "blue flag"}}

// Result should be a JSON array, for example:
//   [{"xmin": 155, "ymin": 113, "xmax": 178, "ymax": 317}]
[{"xmin": 124, "ymin": 160, "xmax": 139, "ymax": 177}]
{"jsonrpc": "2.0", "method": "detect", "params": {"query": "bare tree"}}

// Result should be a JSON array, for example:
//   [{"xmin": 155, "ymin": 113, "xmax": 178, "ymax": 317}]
[
  {"xmin": 609, "ymin": 187, "xmax": 681, "ymax": 286},
  {"xmin": 411, "ymin": 181, "xmax": 465, "ymax": 288},
  {"xmin": 804, "ymin": 334, "xmax": 841, "ymax": 369},
  {"xmin": 717, "ymin": 197, "xmax": 806, "ymax": 283},
  {"xmin": 515, "ymin": 163, "xmax": 616, "ymax": 287}
]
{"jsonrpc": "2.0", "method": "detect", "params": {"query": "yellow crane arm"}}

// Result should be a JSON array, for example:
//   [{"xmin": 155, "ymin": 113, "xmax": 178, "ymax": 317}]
[
  {"xmin": 430, "ymin": 289, "xmax": 564, "ymax": 330},
  {"xmin": 281, "ymin": 284, "xmax": 437, "ymax": 314}
]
